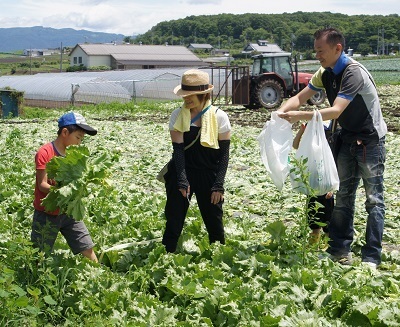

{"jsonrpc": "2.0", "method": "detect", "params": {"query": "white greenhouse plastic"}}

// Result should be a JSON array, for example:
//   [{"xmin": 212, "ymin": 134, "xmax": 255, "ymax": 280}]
[{"xmin": 0, "ymin": 67, "xmax": 229, "ymax": 108}]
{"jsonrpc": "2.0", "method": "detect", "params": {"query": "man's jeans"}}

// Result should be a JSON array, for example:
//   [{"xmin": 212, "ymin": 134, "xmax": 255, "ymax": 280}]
[{"xmin": 328, "ymin": 137, "xmax": 385, "ymax": 265}]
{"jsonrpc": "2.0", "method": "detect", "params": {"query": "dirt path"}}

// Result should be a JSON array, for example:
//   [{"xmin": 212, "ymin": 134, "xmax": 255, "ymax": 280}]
[
  {"xmin": 142, "ymin": 85, "xmax": 400, "ymax": 132},
  {"xmin": 207, "ymin": 85, "xmax": 400, "ymax": 132}
]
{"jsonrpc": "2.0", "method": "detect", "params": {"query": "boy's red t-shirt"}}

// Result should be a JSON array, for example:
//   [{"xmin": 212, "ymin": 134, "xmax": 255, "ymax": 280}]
[{"xmin": 33, "ymin": 142, "xmax": 60, "ymax": 215}]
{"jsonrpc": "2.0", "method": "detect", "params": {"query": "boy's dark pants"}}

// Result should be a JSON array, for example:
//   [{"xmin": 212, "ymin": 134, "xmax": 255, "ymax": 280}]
[{"xmin": 308, "ymin": 195, "xmax": 334, "ymax": 233}]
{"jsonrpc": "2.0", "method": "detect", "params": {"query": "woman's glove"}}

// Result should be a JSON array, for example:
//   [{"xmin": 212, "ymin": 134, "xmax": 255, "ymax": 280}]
[
  {"xmin": 211, "ymin": 139, "xmax": 230, "ymax": 193},
  {"xmin": 172, "ymin": 142, "xmax": 189, "ymax": 191}
]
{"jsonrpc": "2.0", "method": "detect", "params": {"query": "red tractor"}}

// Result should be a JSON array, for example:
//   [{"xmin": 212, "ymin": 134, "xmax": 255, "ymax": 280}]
[{"xmin": 232, "ymin": 52, "xmax": 326, "ymax": 109}]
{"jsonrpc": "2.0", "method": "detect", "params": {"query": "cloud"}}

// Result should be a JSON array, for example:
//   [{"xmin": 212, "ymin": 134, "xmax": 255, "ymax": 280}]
[
  {"xmin": 186, "ymin": 0, "xmax": 222, "ymax": 4},
  {"xmin": 80, "ymin": 0, "xmax": 108, "ymax": 4},
  {"xmin": 1, "ymin": 0, "xmax": 398, "ymax": 36}
]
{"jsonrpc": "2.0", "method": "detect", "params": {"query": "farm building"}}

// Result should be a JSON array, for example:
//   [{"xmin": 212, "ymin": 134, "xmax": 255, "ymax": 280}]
[
  {"xmin": 187, "ymin": 43, "xmax": 214, "ymax": 53},
  {"xmin": 23, "ymin": 48, "xmax": 57, "ymax": 57},
  {"xmin": 69, "ymin": 43, "xmax": 205, "ymax": 70},
  {"xmin": 242, "ymin": 40, "xmax": 283, "ymax": 54},
  {"xmin": 213, "ymin": 49, "xmax": 230, "ymax": 56}
]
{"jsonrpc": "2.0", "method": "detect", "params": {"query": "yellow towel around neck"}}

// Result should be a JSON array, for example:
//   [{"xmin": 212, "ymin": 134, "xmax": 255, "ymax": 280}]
[
  {"xmin": 172, "ymin": 103, "xmax": 191, "ymax": 132},
  {"xmin": 200, "ymin": 104, "xmax": 219, "ymax": 149},
  {"xmin": 172, "ymin": 100, "xmax": 219, "ymax": 149}
]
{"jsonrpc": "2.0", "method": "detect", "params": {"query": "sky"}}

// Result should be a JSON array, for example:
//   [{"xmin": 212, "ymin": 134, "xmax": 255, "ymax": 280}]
[{"xmin": 1, "ymin": 0, "xmax": 399, "ymax": 36}]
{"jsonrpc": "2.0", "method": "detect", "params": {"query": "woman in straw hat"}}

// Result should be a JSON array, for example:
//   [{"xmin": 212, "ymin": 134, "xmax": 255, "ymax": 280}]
[{"xmin": 161, "ymin": 69, "xmax": 231, "ymax": 253}]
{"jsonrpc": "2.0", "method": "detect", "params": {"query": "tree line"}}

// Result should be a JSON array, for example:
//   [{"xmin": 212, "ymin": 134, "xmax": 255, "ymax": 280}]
[{"xmin": 127, "ymin": 12, "xmax": 400, "ymax": 55}]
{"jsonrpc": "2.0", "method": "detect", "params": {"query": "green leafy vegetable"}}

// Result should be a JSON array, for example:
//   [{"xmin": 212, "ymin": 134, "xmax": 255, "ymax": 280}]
[
  {"xmin": 1, "ymin": 92, "xmax": 400, "ymax": 325},
  {"xmin": 42, "ymin": 145, "xmax": 113, "ymax": 220}
]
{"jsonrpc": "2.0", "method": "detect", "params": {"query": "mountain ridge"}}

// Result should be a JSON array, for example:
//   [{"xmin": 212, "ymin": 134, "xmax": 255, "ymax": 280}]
[{"xmin": 0, "ymin": 26, "xmax": 126, "ymax": 52}]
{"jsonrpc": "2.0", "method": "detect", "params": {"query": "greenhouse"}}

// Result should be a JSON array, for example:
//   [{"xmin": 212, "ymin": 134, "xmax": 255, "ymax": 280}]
[{"xmin": 0, "ymin": 67, "xmax": 230, "ymax": 108}]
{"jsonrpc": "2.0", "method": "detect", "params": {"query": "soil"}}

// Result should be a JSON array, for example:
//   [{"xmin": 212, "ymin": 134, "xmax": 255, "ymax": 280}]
[
  {"xmin": 223, "ymin": 85, "xmax": 400, "ymax": 133},
  {"xmin": 3, "ymin": 85, "xmax": 399, "ymax": 134},
  {"xmin": 143, "ymin": 84, "xmax": 400, "ymax": 133}
]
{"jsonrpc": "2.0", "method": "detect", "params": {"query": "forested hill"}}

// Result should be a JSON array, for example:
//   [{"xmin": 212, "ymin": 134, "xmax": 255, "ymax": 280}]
[
  {"xmin": 135, "ymin": 12, "xmax": 400, "ymax": 54},
  {"xmin": 1, "ymin": 12, "xmax": 398, "ymax": 54}
]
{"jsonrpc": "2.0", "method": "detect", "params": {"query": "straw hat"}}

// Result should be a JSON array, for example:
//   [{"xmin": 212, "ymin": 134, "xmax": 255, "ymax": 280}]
[{"xmin": 174, "ymin": 69, "xmax": 214, "ymax": 97}]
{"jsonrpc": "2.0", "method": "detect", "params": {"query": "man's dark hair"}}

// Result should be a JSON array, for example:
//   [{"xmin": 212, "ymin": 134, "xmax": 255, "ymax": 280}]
[
  {"xmin": 314, "ymin": 27, "xmax": 345, "ymax": 49},
  {"xmin": 57, "ymin": 124, "xmax": 84, "ymax": 135}
]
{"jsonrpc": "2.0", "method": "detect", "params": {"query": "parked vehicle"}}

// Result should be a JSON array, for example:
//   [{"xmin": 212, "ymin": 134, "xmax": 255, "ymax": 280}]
[{"xmin": 229, "ymin": 52, "xmax": 326, "ymax": 109}]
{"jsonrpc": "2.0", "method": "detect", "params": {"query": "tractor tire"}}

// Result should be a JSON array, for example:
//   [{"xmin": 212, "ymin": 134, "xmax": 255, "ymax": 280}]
[
  {"xmin": 307, "ymin": 89, "xmax": 327, "ymax": 106},
  {"xmin": 244, "ymin": 91, "xmax": 261, "ymax": 109},
  {"xmin": 255, "ymin": 79, "xmax": 284, "ymax": 109},
  {"xmin": 243, "ymin": 86, "xmax": 262, "ymax": 109}
]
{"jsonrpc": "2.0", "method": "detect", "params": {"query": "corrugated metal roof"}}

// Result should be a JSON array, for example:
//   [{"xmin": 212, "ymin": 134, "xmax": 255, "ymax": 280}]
[
  {"xmin": 243, "ymin": 43, "xmax": 283, "ymax": 53},
  {"xmin": 111, "ymin": 53, "xmax": 204, "ymax": 64},
  {"xmin": 115, "ymin": 60, "xmax": 204, "ymax": 66},
  {"xmin": 69, "ymin": 43, "xmax": 204, "ymax": 67},
  {"xmin": 74, "ymin": 43, "xmax": 202, "ymax": 59},
  {"xmin": 188, "ymin": 43, "xmax": 214, "ymax": 49}
]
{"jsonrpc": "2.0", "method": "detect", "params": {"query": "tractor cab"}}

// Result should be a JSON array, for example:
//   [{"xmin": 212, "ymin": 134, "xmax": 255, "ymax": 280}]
[
  {"xmin": 252, "ymin": 52, "xmax": 294, "ymax": 92},
  {"xmin": 228, "ymin": 52, "xmax": 326, "ymax": 109}
]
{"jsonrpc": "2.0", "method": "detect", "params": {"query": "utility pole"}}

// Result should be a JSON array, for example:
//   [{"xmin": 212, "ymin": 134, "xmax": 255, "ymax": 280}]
[
  {"xmin": 376, "ymin": 29, "xmax": 379, "ymax": 54},
  {"xmin": 60, "ymin": 42, "xmax": 63, "ymax": 72},
  {"xmin": 378, "ymin": 27, "xmax": 385, "ymax": 55},
  {"xmin": 29, "ymin": 45, "xmax": 32, "ymax": 75}
]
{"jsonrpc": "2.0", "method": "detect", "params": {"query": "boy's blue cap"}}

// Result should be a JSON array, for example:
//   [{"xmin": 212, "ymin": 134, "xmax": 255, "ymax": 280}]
[{"xmin": 58, "ymin": 112, "xmax": 97, "ymax": 136}]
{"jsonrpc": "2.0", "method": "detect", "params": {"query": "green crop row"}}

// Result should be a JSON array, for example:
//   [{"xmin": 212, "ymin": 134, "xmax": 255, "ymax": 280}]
[
  {"xmin": 1, "ymin": 94, "xmax": 399, "ymax": 326},
  {"xmin": 299, "ymin": 57, "xmax": 400, "ymax": 85}
]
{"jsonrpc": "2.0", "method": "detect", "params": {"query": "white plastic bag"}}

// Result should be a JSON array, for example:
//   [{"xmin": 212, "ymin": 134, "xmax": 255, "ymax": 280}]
[
  {"xmin": 290, "ymin": 110, "xmax": 339, "ymax": 195},
  {"xmin": 257, "ymin": 111, "xmax": 293, "ymax": 191}
]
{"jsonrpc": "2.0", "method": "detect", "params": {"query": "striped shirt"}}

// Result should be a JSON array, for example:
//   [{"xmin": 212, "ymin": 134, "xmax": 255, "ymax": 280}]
[{"xmin": 308, "ymin": 52, "xmax": 387, "ymax": 143}]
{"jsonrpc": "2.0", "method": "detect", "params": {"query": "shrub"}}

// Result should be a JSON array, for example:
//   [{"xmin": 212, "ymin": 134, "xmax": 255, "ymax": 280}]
[{"xmin": 66, "ymin": 64, "xmax": 87, "ymax": 72}]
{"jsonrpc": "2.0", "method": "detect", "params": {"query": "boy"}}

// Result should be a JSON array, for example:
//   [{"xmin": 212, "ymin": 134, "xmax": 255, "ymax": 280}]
[
  {"xmin": 292, "ymin": 122, "xmax": 334, "ymax": 244},
  {"xmin": 31, "ymin": 111, "xmax": 98, "ymax": 262}
]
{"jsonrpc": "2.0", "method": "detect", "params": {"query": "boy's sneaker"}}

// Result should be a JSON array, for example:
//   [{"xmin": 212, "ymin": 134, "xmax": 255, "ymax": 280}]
[{"xmin": 319, "ymin": 252, "xmax": 353, "ymax": 265}]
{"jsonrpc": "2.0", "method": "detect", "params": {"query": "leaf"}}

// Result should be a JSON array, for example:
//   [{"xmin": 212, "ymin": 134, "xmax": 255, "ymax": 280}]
[
  {"xmin": 27, "ymin": 287, "xmax": 41, "ymax": 297},
  {"xmin": 172, "ymin": 254, "xmax": 192, "ymax": 267},
  {"xmin": 46, "ymin": 145, "xmax": 89, "ymax": 183},
  {"xmin": 0, "ymin": 290, "xmax": 10, "ymax": 298},
  {"xmin": 40, "ymin": 189, "xmax": 57, "ymax": 213},
  {"xmin": 266, "ymin": 220, "xmax": 287, "ymax": 242},
  {"xmin": 41, "ymin": 145, "xmax": 112, "ymax": 220},
  {"xmin": 43, "ymin": 295, "xmax": 57, "ymax": 305},
  {"xmin": 68, "ymin": 196, "xmax": 87, "ymax": 221},
  {"xmin": 14, "ymin": 295, "xmax": 29, "ymax": 307},
  {"xmin": 99, "ymin": 238, "xmax": 162, "ymax": 264}
]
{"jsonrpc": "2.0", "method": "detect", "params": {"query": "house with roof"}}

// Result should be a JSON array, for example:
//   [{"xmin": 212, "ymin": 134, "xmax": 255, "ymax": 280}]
[
  {"xmin": 187, "ymin": 43, "xmax": 214, "ymax": 53},
  {"xmin": 242, "ymin": 40, "xmax": 283, "ymax": 54},
  {"xmin": 23, "ymin": 48, "xmax": 56, "ymax": 57},
  {"xmin": 69, "ymin": 43, "xmax": 205, "ymax": 70}
]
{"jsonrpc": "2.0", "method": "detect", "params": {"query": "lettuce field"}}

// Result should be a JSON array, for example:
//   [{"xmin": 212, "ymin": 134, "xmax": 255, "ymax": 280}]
[
  {"xmin": 299, "ymin": 57, "xmax": 400, "ymax": 86},
  {"xmin": 1, "ymin": 85, "xmax": 400, "ymax": 326}
]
